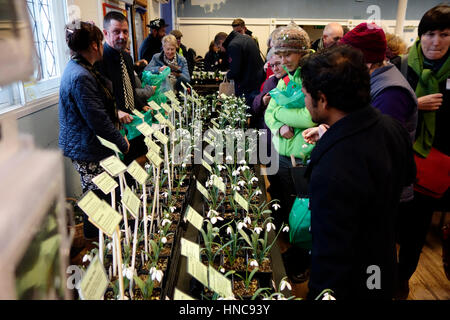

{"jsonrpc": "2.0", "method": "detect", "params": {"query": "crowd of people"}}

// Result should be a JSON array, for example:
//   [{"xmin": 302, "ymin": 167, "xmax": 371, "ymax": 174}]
[{"xmin": 58, "ymin": 4, "xmax": 449, "ymax": 300}]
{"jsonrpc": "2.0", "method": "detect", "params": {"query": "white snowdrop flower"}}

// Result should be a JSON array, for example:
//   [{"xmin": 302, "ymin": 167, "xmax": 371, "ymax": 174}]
[
  {"xmin": 218, "ymin": 177, "xmax": 223, "ymax": 182},
  {"xmin": 242, "ymin": 165, "xmax": 250, "ymax": 171},
  {"xmin": 244, "ymin": 216, "xmax": 251, "ymax": 225},
  {"xmin": 82, "ymin": 254, "xmax": 92, "ymax": 263},
  {"xmin": 165, "ymin": 212, "xmax": 170, "ymax": 219},
  {"xmin": 206, "ymin": 180, "xmax": 210, "ymax": 187},
  {"xmin": 231, "ymin": 185, "xmax": 240, "ymax": 192},
  {"xmin": 217, "ymin": 165, "xmax": 225, "ymax": 171},
  {"xmin": 182, "ymin": 163, "xmax": 186, "ymax": 168},
  {"xmin": 161, "ymin": 192, "xmax": 169, "ymax": 198},
  {"xmin": 170, "ymin": 206, "xmax": 176, "ymax": 213},
  {"xmin": 322, "ymin": 293, "xmax": 336, "ymax": 300},
  {"xmin": 280, "ymin": 279, "xmax": 292, "ymax": 291},
  {"xmin": 239, "ymin": 160, "xmax": 246, "ymax": 165},
  {"xmin": 161, "ymin": 237, "xmax": 167, "ymax": 244},
  {"xmin": 272, "ymin": 203, "xmax": 281, "ymax": 211},
  {"xmin": 237, "ymin": 222, "xmax": 245, "ymax": 230},
  {"xmin": 258, "ymin": 131, "xmax": 266, "ymax": 136},
  {"xmin": 232, "ymin": 170, "xmax": 240, "ymax": 177},
  {"xmin": 180, "ymin": 181, "xmax": 184, "ymax": 186},
  {"xmin": 282, "ymin": 226, "xmax": 290, "ymax": 233},
  {"xmin": 123, "ymin": 267, "xmax": 134, "ymax": 280},
  {"xmin": 226, "ymin": 226, "xmax": 233, "ymax": 235},
  {"xmin": 162, "ymin": 219, "xmax": 171, "ymax": 226},
  {"xmin": 207, "ymin": 209, "xmax": 216, "ymax": 218},
  {"xmin": 250, "ymin": 177, "xmax": 259, "ymax": 184},
  {"xmin": 266, "ymin": 222, "xmax": 276, "ymax": 232},
  {"xmin": 249, "ymin": 260, "xmax": 259, "ymax": 267},
  {"xmin": 145, "ymin": 163, "xmax": 151, "ymax": 170},
  {"xmin": 164, "ymin": 169, "xmax": 169, "ymax": 174},
  {"xmin": 254, "ymin": 227, "xmax": 263, "ymax": 235},
  {"xmin": 106, "ymin": 243, "xmax": 113, "ymax": 251},
  {"xmin": 254, "ymin": 189, "xmax": 262, "ymax": 196},
  {"xmin": 237, "ymin": 148, "xmax": 243, "ymax": 153},
  {"xmin": 220, "ymin": 268, "xmax": 226, "ymax": 274},
  {"xmin": 211, "ymin": 217, "xmax": 217, "ymax": 225},
  {"xmin": 226, "ymin": 155, "xmax": 233, "ymax": 161},
  {"xmin": 237, "ymin": 180, "xmax": 246, "ymax": 187}
]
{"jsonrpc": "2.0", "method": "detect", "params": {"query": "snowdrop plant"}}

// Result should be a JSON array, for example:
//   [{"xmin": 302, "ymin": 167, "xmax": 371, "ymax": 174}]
[
  {"xmin": 199, "ymin": 219, "xmax": 227, "ymax": 266},
  {"xmin": 221, "ymin": 221, "xmax": 245, "ymax": 267}
]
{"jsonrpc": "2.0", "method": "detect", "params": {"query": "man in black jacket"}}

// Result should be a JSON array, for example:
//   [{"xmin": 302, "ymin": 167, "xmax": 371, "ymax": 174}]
[
  {"xmin": 301, "ymin": 46, "xmax": 416, "ymax": 299},
  {"xmin": 139, "ymin": 18, "xmax": 168, "ymax": 64},
  {"xmin": 98, "ymin": 11, "xmax": 148, "ymax": 165},
  {"xmin": 214, "ymin": 31, "xmax": 264, "ymax": 106}
]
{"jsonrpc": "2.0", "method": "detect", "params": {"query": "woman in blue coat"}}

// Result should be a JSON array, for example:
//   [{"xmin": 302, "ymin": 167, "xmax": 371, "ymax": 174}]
[
  {"xmin": 59, "ymin": 21, "xmax": 129, "ymax": 238},
  {"xmin": 145, "ymin": 34, "xmax": 190, "ymax": 92}
]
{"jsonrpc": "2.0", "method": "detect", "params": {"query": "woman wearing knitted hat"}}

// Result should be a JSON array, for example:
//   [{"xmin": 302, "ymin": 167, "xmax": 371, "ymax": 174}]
[{"xmin": 264, "ymin": 23, "xmax": 317, "ymax": 283}]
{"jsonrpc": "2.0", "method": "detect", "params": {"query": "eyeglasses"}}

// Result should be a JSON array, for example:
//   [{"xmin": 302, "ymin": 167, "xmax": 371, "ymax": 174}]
[{"xmin": 269, "ymin": 62, "xmax": 282, "ymax": 68}]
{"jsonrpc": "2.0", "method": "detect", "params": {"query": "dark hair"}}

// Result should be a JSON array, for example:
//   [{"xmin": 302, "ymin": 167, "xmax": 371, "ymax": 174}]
[
  {"xmin": 104, "ymin": 11, "xmax": 128, "ymax": 30},
  {"xmin": 65, "ymin": 21, "xmax": 103, "ymax": 54},
  {"xmin": 214, "ymin": 32, "xmax": 228, "ymax": 46},
  {"xmin": 418, "ymin": 4, "xmax": 450, "ymax": 37},
  {"xmin": 301, "ymin": 45, "xmax": 371, "ymax": 113}
]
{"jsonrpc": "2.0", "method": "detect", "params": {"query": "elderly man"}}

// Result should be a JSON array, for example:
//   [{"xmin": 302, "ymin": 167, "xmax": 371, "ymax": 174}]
[{"xmin": 311, "ymin": 22, "xmax": 344, "ymax": 51}]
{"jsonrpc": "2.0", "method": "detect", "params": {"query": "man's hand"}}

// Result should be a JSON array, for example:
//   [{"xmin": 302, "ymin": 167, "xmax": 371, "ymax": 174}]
[
  {"xmin": 262, "ymin": 93, "xmax": 271, "ymax": 106},
  {"xmin": 418, "ymin": 93, "xmax": 443, "ymax": 111},
  {"xmin": 135, "ymin": 59, "xmax": 148, "ymax": 68},
  {"xmin": 118, "ymin": 110, "xmax": 134, "ymax": 124},
  {"xmin": 279, "ymin": 125, "xmax": 294, "ymax": 139},
  {"xmin": 142, "ymin": 105, "xmax": 150, "ymax": 112}
]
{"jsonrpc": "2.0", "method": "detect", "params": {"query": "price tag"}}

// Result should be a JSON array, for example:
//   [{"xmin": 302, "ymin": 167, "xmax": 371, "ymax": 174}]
[
  {"xmin": 153, "ymin": 130, "xmax": 169, "ymax": 145},
  {"xmin": 121, "ymin": 186, "xmax": 141, "ymax": 219},
  {"xmin": 184, "ymin": 205, "xmax": 204, "ymax": 231},
  {"xmin": 99, "ymin": 155, "xmax": 127, "ymax": 177},
  {"xmin": 234, "ymin": 192, "xmax": 249, "ymax": 212},
  {"xmin": 161, "ymin": 103, "xmax": 173, "ymax": 113},
  {"xmin": 136, "ymin": 122, "xmax": 154, "ymax": 137},
  {"xmin": 79, "ymin": 256, "xmax": 109, "ymax": 300},
  {"xmin": 187, "ymin": 257, "xmax": 208, "ymax": 288},
  {"xmin": 146, "ymin": 150, "xmax": 163, "ymax": 167},
  {"xmin": 212, "ymin": 176, "xmax": 226, "ymax": 193},
  {"xmin": 97, "ymin": 136, "xmax": 122, "ymax": 154},
  {"xmin": 92, "ymin": 171, "xmax": 118, "ymax": 195},
  {"xmin": 145, "ymin": 137, "xmax": 161, "ymax": 154},
  {"xmin": 201, "ymin": 160, "xmax": 212, "ymax": 173},
  {"xmin": 173, "ymin": 288, "xmax": 196, "ymax": 300},
  {"xmin": 208, "ymin": 265, "xmax": 233, "ymax": 298},
  {"xmin": 180, "ymin": 238, "xmax": 200, "ymax": 261},
  {"xmin": 196, "ymin": 181, "xmax": 210, "ymax": 201},
  {"xmin": 148, "ymin": 101, "xmax": 161, "ymax": 111},
  {"xmin": 132, "ymin": 109, "xmax": 145, "ymax": 119},
  {"xmin": 127, "ymin": 161, "xmax": 149, "ymax": 185}
]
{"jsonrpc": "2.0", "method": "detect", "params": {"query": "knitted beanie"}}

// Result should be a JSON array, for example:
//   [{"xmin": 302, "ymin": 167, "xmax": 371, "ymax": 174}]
[
  {"xmin": 339, "ymin": 22, "xmax": 387, "ymax": 63},
  {"xmin": 273, "ymin": 23, "xmax": 310, "ymax": 54}
]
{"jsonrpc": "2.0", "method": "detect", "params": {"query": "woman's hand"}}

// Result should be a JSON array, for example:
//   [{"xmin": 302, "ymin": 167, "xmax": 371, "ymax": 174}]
[
  {"xmin": 418, "ymin": 93, "xmax": 443, "ymax": 111},
  {"xmin": 279, "ymin": 125, "xmax": 294, "ymax": 139},
  {"xmin": 118, "ymin": 110, "xmax": 133, "ymax": 124},
  {"xmin": 159, "ymin": 66, "xmax": 168, "ymax": 72},
  {"xmin": 262, "ymin": 93, "xmax": 271, "ymax": 106}
]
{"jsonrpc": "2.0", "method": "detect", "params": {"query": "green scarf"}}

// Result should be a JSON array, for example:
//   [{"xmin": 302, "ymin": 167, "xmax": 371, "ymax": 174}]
[{"xmin": 408, "ymin": 40, "xmax": 450, "ymax": 157}]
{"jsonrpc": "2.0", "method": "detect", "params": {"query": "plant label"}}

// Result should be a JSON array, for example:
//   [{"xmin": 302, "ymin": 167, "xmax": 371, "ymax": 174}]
[
  {"xmin": 184, "ymin": 205, "xmax": 203, "ymax": 231},
  {"xmin": 234, "ymin": 192, "xmax": 249, "ymax": 212},
  {"xmin": 211, "ymin": 119, "xmax": 220, "ymax": 128},
  {"xmin": 153, "ymin": 130, "xmax": 169, "ymax": 145},
  {"xmin": 136, "ymin": 122, "xmax": 154, "ymax": 137},
  {"xmin": 99, "ymin": 155, "xmax": 127, "ymax": 177},
  {"xmin": 148, "ymin": 101, "xmax": 161, "ymax": 111},
  {"xmin": 172, "ymin": 103, "xmax": 182, "ymax": 113},
  {"xmin": 180, "ymin": 82, "xmax": 188, "ymax": 92},
  {"xmin": 145, "ymin": 137, "xmax": 161, "ymax": 154},
  {"xmin": 201, "ymin": 160, "xmax": 212, "ymax": 173},
  {"xmin": 196, "ymin": 181, "xmax": 210, "ymax": 201},
  {"xmin": 204, "ymin": 136, "xmax": 213, "ymax": 146},
  {"xmin": 208, "ymin": 265, "xmax": 233, "ymax": 298},
  {"xmin": 180, "ymin": 238, "xmax": 200, "ymax": 261},
  {"xmin": 127, "ymin": 161, "xmax": 149, "ymax": 186},
  {"xmin": 173, "ymin": 288, "xmax": 195, "ymax": 300},
  {"xmin": 79, "ymin": 256, "xmax": 109, "ymax": 300},
  {"xmin": 132, "ymin": 109, "xmax": 145, "ymax": 119},
  {"xmin": 187, "ymin": 257, "xmax": 208, "ymax": 288},
  {"xmin": 212, "ymin": 176, "xmax": 226, "ymax": 193},
  {"xmin": 146, "ymin": 150, "xmax": 163, "ymax": 167},
  {"xmin": 92, "ymin": 171, "xmax": 118, "ymax": 195},
  {"xmin": 161, "ymin": 103, "xmax": 173, "ymax": 113},
  {"xmin": 97, "ymin": 136, "xmax": 122, "ymax": 154},
  {"xmin": 203, "ymin": 151, "xmax": 214, "ymax": 164},
  {"xmin": 121, "ymin": 186, "xmax": 141, "ymax": 219},
  {"xmin": 154, "ymin": 112, "xmax": 167, "ymax": 124}
]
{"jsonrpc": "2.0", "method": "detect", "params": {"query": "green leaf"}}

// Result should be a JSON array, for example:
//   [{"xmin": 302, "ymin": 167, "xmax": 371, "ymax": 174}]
[{"xmin": 238, "ymin": 229, "xmax": 252, "ymax": 247}]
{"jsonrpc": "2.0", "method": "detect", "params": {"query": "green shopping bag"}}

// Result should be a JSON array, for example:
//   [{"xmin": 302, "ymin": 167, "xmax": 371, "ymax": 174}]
[
  {"xmin": 289, "ymin": 198, "xmax": 312, "ymax": 249},
  {"xmin": 269, "ymin": 67, "xmax": 306, "ymax": 109},
  {"xmin": 123, "ymin": 109, "xmax": 153, "ymax": 140},
  {"xmin": 141, "ymin": 68, "xmax": 171, "ymax": 105}
]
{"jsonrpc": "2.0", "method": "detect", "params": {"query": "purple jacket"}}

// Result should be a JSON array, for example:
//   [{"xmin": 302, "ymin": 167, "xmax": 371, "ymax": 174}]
[{"xmin": 252, "ymin": 76, "xmax": 279, "ymax": 130}]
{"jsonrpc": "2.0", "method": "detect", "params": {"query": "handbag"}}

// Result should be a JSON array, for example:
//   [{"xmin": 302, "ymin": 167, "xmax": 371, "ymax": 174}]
[
  {"xmin": 414, "ymin": 147, "xmax": 450, "ymax": 199},
  {"xmin": 219, "ymin": 75, "xmax": 235, "ymax": 96}
]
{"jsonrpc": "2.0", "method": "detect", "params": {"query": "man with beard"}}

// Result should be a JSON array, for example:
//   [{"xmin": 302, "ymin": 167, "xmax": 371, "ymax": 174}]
[{"xmin": 139, "ymin": 18, "xmax": 168, "ymax": 63}]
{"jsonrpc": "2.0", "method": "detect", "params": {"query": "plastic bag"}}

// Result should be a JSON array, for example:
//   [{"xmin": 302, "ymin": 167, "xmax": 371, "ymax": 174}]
[
  {"xmin": 269, "ymin": 70, "xmax": 306, "ymax": 109},
  {"xmin": 289, "ymin": 197, "xmax": 312, "ymax": 249},
  {"xmin": 123, "ymin": 109, "xmax": 153, "ymax": 140},
  {"xmin": 141, "ymin": 68, "xmax": 171, "ymax": 105}
]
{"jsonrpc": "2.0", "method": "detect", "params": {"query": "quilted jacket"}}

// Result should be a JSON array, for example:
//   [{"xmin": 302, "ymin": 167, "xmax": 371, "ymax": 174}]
[{"xmin": 58, "ymin": 59, "xmax": 128, "ymax": 162}]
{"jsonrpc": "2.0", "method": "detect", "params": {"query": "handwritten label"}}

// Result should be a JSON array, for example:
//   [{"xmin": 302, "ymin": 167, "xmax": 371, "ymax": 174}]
[
  {"xmin": 173, "ymin": 288, "xmax": 195, "ymax": 300},
  {"xmin": 97, "ymin": 136, "xmax": 122, "ymax": 154},
  {"xmin": 212, "ymin": 176, "xmax": 226, "ymax": 193},
  {"xmin": 146, "ymin": 150, "xmax": 163, "ymax": 167},
  {"xmin": 172, "ymin": 103, "xmax": 182, "ymax": 113},
  {"xmin": 208, "ymin": 265, "xmax": 233, "ymax": 298},
  {"xmin": 201, "ymin": 160, "xmax": 212, "ymax": 173},
  {"xmin": 153, "ymin": 130, "xmax": 169, "ymax": 145},
  {"xmin": 99, "ymin": 155, "xmax": 127, "ymax": 177},
  {"xmin": 181, "ymin": 238, "xmax": 200, "ymax": 261},
  {"xmin": 92, "ymin": 171, "xmax": 118, "ymax": 195},
  {"xmin": 121, "ymin": 187, "xmax": 141, "ymax": 219},
  {"xmin": 234, "ymin": 192, "xmax": 249, "ymax": 212},
  {"xmin": 196, "ymin": 181, "xmax": 210, "ymax": 201},
  {"xmin": 187, "ymin": 257, "xmax": 208, "ymax": 288},
  {"xmin": 127, "ymin": 161, "xmax": 149, "ymax": 185},
  {"xmin": 161, "ymin": 103, "xmax": 173, "ymax": 113},
  {"xmin": 79, "ymin": 256, "xmax": 109, "ymax": 300},
  {"xmin": 132, "ymin": 109, "xmax": 145, "ymax": 119},
  {"xmin": 145, "ymin": 137, "xmax": 161, "ymax": 154},
  {"xmin": 154, "ymin": 112, "xmax": 167, "ymax": 124},
  {"xmin": 184, "ymin": 205, "xmax": 204, "ymax": 231},
  {"xmin": 148, "ymin": 101, "xmax": 161, "ymax": 111},
  {"xmin": 136, "ymin": 122, "xmax": 154, "ymax": 137}
]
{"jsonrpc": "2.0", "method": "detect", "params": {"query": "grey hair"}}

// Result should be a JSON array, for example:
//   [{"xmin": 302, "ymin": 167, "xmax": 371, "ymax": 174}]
[{"xmin": 266, "ymin": 47, "xmax": 277, "ymax": 61}]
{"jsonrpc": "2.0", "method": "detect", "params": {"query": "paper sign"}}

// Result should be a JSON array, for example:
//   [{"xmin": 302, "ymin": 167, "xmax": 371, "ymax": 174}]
[
  {"xmin": 187, "ymin": 257, "xmax": 208, "ymax": 288},
  {"xmin": 146, "ymin": 150, "xmax": 163, "ymax": 167},
  {"xmin": 145, "ymin": 137, "xmax": 161, "ymax": 154},
  {"xmin": 136, "ymin": 122, "xmax": 154, "ymax": 137},
  {"xmin": 78, "ymin": 192, "xmax": 122, "ymax": 237},
  {"xmin": 212, "ymin": 176, "xmax": 226, "ymax": 193},
  {"xmin": 127, "ymin": 161, "xmax": 149, "ymax": 186},
  {"xmin": 184, "ymin": 205, "xmax": 204, "ymax": 231},
  {"xmin": 196, "ymin": 181, "xmax": 210, "ymax": 201},
  {"xmin": 97, "ymin": 136, "xmax": 122, "ymax": 154},
  {"xmin": 79, "ymin": 256, "xmax": 109, "ymax": 300},
  {"xmin": 181, "ymin": 238, "xmax": 200, "ymax": 261},
  {"xmin": 173, "ymin": 288, "xmax": 195, "ymax": 300},
  {"xmin": 164, "ymin": 90, "xmax": 176, "ymax": 99},
  {"xmin": 161, "ymin": 103, "xmax": 173, "ymax": 113},
  {"xmin": 208, "ymin": 265, "xmax": 233, "ymax": 298},
  {"xmin": 172, "ymin": 103, "xmax": 182, "ymax": 113},
  {"xmin": 234, "ymin": 192, "xmax": 249, "ymax": 212},
  {"xmin": 148, "ymin": 101, "xmax": 161, "ymax": 111},
  {"xmin": 201, "ymin": 160, "xmax": 212, "ymax": 173},
  {"xmin": 99, "ymin": 155, "xmax": 127, "ymax": 177},
  {"xmin": 211, "ymin": 119, "xmax": 220, "ymax": 128},
  {"xmin": 132, "ymin": 109, "xmax": 145, "ymax": 119},
  {"xmin": 164, "ymin": 119, "xmax": 176, "ymax": 131},
  {"xmin": 154, "ymin": 112, "xmax": 167, "ymax": 124},
  {"xmin": 92, "ymin": 171, "xmax": 118, "ymax": 195},
  {"xmin": 153, "ymin": 130, "xmax": 169, "ymax": 145},
  {"xmin": 121, "ymin": 187, "xmax": 141, "ymax": 219},
  {"xmin": 203, "ymin": 151, "xmax": 214, "ymax": 164}
]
